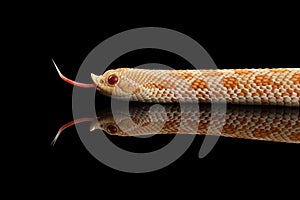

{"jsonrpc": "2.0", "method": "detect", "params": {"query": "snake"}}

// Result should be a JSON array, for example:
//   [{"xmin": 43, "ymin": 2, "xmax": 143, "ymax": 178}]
[
  {"xmin": 53, "ymin": 103, "xmax": 300, "ymax": 144},
  {"xmin": 52, "ymin": 60, "xmax": 300, "ymax": 106}
]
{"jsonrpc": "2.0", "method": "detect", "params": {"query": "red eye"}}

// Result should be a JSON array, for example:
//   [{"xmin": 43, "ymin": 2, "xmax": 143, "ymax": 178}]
[
  {"xmin": 108, "ymin": 74, "xmax": 118, "ymax": 85},
  {"xmin": 107, "ymin": 125, "xmax": 118, "ymax": 134}
]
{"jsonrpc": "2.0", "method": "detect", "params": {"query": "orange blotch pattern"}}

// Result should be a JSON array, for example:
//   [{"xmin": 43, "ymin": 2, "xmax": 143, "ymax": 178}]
[
  {"xmin": 291, "ymin": 73, "xmax": 300, "ymax": 85},
  {"xmin": 254, "ymin": 75, "xmax": 273, "ymax": 86},
  {"xmin": 205, "ymin": 71, "xmax": 224, "ymax": 76},
  {"xmin": 132, "ymin": 88, "xmax": 140, "ymax": 94},
  {"xmin": 177, "ymin": 70, "xmax": 194, "ymax": 80},
  {"xmin": 288, "ymin": 132, "xmax": 300, "ymax": 142},
  {"xmin": 162, "ymin": 120, "xmax": 179, "ymax": 134},
  {"xmin": 253, "ymin": 129, "xmax": 273, "ymax": 139},
  {"xmin": 190, "ymin": 79, "xmax": 208, "ymax": 90},
  {"xmin": 269, "ymin": 69, "xmax": 291, "ymax": 73},
  {"xmin": 234, "ymin": 69, "xmax": 252, "ymax": 75},
  {"xmin": 222, "ymin": 124, "xmax": 236, "ymax": 135},
  {"xmin": 143, "ymin": 83, "xmax": 166, "ymax": 90},
  {"xmin": 221, "ymin": 77, "xmax": 239, "ymax": 89}
]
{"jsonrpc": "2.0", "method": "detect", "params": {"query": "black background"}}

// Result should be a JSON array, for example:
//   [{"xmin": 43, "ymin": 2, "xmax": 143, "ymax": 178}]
[{"xmin": 30, "ymin": 5, "xmax": 300, "ymax": 195}]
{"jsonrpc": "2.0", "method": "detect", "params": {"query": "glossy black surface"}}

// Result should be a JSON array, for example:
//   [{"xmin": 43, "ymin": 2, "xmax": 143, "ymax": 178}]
[{"xmin": 42, "ymin": 20, "xmax": 300, "ymax": 191}]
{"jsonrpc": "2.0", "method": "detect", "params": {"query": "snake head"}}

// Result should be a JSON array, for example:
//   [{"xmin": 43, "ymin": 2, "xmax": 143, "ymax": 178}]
[
  {"xmin": 91, "ymin": 68, "xmax": 136, "ymax": 97},
  {"xmin": 91, "ymin": 70, "xmax": 119, "ymax": 96},
  {"xmin": 89, "ymin": 118, "xmax": 129, "ymax": 136}
]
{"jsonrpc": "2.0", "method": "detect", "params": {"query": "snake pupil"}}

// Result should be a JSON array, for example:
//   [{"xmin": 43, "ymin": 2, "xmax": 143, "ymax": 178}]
[
  {"xmin": 107, "ymin": 125, "xmax": 118, "ymax": 134},
  {"xmin": 108, "ymin": 74, "xmax": 118, "ymax": 85}
]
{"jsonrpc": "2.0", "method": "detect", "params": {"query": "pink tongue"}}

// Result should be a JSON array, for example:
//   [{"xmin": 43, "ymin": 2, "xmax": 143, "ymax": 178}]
[
  {"xmin": 52, "ymin": 59, "xmax": 96, "ymax": 88},
  {"xmin": 51, "ymin": 117, "xmax": 95, "ymax": 146}
]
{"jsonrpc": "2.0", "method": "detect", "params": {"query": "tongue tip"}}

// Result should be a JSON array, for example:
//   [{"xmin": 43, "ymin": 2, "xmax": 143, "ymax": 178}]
[{"xmin": 52, "ymin": 59, "xmax": 95, "ymax": 88}]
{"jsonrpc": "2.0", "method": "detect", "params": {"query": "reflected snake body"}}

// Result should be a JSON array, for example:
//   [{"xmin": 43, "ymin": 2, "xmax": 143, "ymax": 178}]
[
  {"xmin": 91, "ymin": 104, "xmax": 300, "ymax": 143},
  {"xmin": 92, "ymin": 68, "xmax": 300, "ymax": 106}
]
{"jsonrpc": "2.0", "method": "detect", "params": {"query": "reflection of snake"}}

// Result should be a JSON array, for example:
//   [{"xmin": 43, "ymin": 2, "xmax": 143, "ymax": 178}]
[
  {"xmin": 52, "ymin": 60, "xmax": 300, "ymax": 106},
  {"xmin": 88, "ymin": 104, "xmax": 299, "ymax": 143}
]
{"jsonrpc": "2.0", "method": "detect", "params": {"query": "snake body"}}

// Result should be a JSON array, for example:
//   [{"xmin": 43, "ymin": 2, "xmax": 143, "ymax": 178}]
[
  {"xmin": 90, "ymin": 104, "xmax": 300, "ymax": 143},
  {"xmin": 91, "ymin": 68, "xmax": 300, "ymax": 106}
]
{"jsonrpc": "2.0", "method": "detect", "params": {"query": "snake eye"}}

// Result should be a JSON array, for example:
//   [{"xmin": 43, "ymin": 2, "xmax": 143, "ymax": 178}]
[
  {"xmin": 107, "ymin": 74, "xmax": 118, "ymax": 85},
  {"xmin": 107, "ymin": 124, "xmax": 118, "ymax": 134}
]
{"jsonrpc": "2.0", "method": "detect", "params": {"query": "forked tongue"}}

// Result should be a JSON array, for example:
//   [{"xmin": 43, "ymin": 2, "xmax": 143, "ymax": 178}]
[
  {"xmin": 51, "ymin": 118, "xmax": 95, "ymax": 146},
  {"xmin": 52, "ymin": 59, "xmax": 96, "ymax": 88}
]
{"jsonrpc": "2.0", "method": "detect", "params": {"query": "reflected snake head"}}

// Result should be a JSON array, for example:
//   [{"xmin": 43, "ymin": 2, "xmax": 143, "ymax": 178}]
[{"xmin": 89, "ymin": 116, "xmax": 129, "ymax": 136}]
